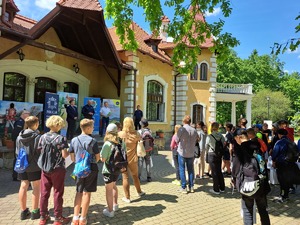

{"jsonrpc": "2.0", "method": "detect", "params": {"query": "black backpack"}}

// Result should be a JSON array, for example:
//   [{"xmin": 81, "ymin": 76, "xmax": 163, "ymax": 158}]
[
  {"xmin": 211, "ymin": 134, "xmax": 225, "ymax": 156},
  {"xmin": 285, "ymin": 139, "xmax": 299, "ymax": 162},
  {"xmin": 38, "ymin": 136, "xmax": 60, "ymax": 173},
  {"xmin": 141, "ymin": 129, "xmax": 154, "ymax": 152},
  {"xmin": 107, "ymin": 141, "xmax": 128, "ymax": 175}
]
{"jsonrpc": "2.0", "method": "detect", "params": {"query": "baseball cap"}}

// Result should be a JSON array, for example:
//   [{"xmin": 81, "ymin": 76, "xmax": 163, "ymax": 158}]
[{"xmin": 106, "ymin": 123, "xmax": 118, "ymax": 134}]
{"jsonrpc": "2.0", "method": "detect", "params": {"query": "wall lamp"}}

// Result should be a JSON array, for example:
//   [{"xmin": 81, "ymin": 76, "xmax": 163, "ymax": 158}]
[
  {"xmin": 16, "ymin": 49, "xmax": 25, "ymax": 61},
  {"xmin": 73, "ymin": 63, "xmax": 80, "ymax": 73}
]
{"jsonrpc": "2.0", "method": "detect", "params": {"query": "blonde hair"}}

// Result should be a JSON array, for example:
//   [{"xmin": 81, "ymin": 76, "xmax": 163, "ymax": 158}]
[
  {"xmin": 182, "ymin": 115, "xmax": 191, "ymax": 124},
  {"xmin": 104, "ymin": 133, "xmax": 119, "ymax": 144},
  {"xmin": 25, "ymin": 116, "xmax": 39, "ymax": 129},
  {"xmin": 122, "ymin": 117, "xmax": 135, "ymax": 133},
  {"xmin": 174, "ymin": 124, "xmax": 181, "ymax": 134},
  {"xmin": 46, "ymin": 115, "xmax": 65, "ymax": 129},
  {"xmin": 80, "ymin": 119, "xmax": 94, "ymax": 131}
]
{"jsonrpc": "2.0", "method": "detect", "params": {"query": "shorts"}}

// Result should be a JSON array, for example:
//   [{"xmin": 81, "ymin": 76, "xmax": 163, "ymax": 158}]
[
  {"xmin": 103, "ymin": 173, "xmax": 119, "ymax": 184},
  {"xmin": 76, "ymin": 170, "xmax": 98, "ymax": 193},
  {"xmin": 18, "ymin": 171, "xmax": 41, "ymax": 181},
  {"xmin": 223, "ymin": 149, "xmax": 230, "ymax": 161}
]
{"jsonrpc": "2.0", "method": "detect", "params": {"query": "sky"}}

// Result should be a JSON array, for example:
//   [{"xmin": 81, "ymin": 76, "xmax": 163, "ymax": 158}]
[{"xmin": 13, "ymin": 0, "xmax": 300, "ymax": 73}]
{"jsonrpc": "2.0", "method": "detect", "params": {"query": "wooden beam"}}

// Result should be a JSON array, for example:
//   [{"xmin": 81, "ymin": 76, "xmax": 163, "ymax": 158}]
[
  {"xmin": 0, "ymin": 42, "xmax": 28, "ymax": 60},
  {"xmin": 26, "ymin": 39, "xmax": 105, "ymax": 66}
]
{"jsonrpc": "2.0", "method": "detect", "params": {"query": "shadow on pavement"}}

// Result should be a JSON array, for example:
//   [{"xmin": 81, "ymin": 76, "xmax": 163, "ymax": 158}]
[{"xmin": 131, "ymin": 193, "xmax": 178, "ymax": 203}]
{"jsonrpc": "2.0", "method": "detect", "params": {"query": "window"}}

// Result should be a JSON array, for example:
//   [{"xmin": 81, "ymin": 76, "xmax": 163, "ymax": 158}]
[
  {"xmin": 34, "ymin": 77, "xmax": 57, "ymax": 104},
  {"xmin": 190, "ymin": 65, "xmax": 198, "ymax": 80},
  {"xmin": 4, "ymin": 12, "xmax": 10, "ymax": 22},
  {"xmin": 146, "ymin": 80, "xmax": 164, "ymax": 121},
  {"xmin": 3, "ymin": 73, "xmax": 26, "ymax": 102},
  {"xmin": 192, "ymin": 104, "xmax": 204, "ymax": 124},
  {"xmin": 200, "ymin": 63, "xmax": 208, "ymax": 81},
  {"xmin": 64, "ymin": 82, "xmax": 79, "ymax": 94}
]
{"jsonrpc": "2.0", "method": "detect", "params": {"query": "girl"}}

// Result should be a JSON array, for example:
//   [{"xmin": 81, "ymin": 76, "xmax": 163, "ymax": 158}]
[{"xmin": 170, "ymin": 125, "xmax": 181, "ymax": 185}]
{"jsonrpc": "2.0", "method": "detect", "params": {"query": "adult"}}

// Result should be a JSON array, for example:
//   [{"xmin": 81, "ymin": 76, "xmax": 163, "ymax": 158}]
[
  {"xmin": 222, "ymin": 123, "xmax": 233, "ymax": 176},
  {"xmin": 118, "ymin": 117, "xmax": 145, "ymax": 203},
  {"xmin": 11, "ymin": 110, "xmax": 30, "ymax": 181},
  {"xmin": 205, "ymin": 122, "xmax": 226, "ymax": 194},
  {"xmin": 271, "ymin": 128, "xmax": 300, "ymax": 203},
  {"xmin": 195, "ymin": 121, "xmax": 206, "ymax": 179},
  {"xmin": 177, "ymin": 115, "xmax": 199, "ymax": 193},
  {"xmin": 262, "ymin": 123, "xmax": 272, "ymax": 140},
  {"xmin": 232, "ymin": 130, "xmax": 271, "ymax": 225},
  {"xmin": 133, "ymin": 105, "xmax": 143, "ymax": 130},
  {"xmin": 100, "ymin": 101, "xmax": 111, "ymax": 136},
  {"xmin": 5, "ymin": 102, "xmax": 17, "ymax": 136},
  {"xmin": 81, "ymin": 100, "xmax": 95, "ymax": 120},
  {"xmin": 66, "ymin": 100, "xmax": 78, "ymax": 140}
]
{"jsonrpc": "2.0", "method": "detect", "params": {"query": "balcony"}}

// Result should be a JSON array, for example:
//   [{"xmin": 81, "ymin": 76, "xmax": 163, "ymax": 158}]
[{"xmin": 216, "ymin": 83, "xmax": 253, "ymax": 95}]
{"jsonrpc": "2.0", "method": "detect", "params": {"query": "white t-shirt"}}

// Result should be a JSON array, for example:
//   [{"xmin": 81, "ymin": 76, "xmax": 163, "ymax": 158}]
[{"xmin": 100, "ymin": 106, "xmax": 111, "ymax": 117}]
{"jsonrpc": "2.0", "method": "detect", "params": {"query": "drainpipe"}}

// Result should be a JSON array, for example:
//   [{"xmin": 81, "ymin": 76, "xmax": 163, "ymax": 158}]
[
  {"xmin": 173, "ymin": 72, "xmax": 180, "ymax": 127},
  {"xmin": 133, "ymin": 69, "xmax": 137, "ymax": 115}
]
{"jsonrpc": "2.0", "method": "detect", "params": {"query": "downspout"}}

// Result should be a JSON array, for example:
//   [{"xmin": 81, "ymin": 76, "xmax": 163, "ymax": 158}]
[
  {"xmin": 133, "ymin": 69, "xmax": 137, "ymax": 114},
  {"xmin": 173, "ymin": 73, "xmax": 178, "ymax": 127}
]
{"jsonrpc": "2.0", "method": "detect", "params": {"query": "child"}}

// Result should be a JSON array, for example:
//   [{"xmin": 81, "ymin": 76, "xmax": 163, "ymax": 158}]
[
  {"xmin": 170, "ymin": 124, "xmax": 181, "ymax": 185},
  {"xmin": 38, "ymin": 115, "xmax": 70, "ymax": 225},
  {"xmin": 195, "ymin": 121, "xmax": 206, "ymax": 179},
  {"xmin": 16, "ymin": 116, "xmax": 41, "ymax": 220},
  {"xmin": 100, "ymin": 123, "xmax": 121, "ymax": 217},
  {"xmin": 69, "ymin": 119, "xmax": 100, "ymax": 225}
]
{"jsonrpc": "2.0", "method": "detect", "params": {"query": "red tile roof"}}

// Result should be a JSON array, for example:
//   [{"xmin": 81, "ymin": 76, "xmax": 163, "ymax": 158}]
[
  {"xmin": 108, "ymin": 22, "xmax": 172, "ymax": 65},
  {"xmin": 161, "ymin": 15, "xmax": 170, "ymax": 22},
  {"xmin": 57, "ymin": 0, "xmax": 102, "ymax": 11}
]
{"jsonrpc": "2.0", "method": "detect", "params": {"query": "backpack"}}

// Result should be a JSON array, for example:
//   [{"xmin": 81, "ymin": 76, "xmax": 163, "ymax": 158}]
[
  {"xmin": 285, "ymin": 139, "xmax": 299, "ymax": 163},
  {"xmin": 211, "ymin": 134, "xmax": 225, "ymax": 156},
  {"xmin": 141, "ymin": 129, "xmax": 154, "ymax": 152},
  {"xmin": 38, "ymin": 136, "xmax": 60, "ymax": 173},
  {"xmin": 257, "ymin": 138, "xmax": 268, "ymax": 153},
  {"xmin": 107, "ymin": 141, "xmax": 128, "ymax": 175},
  {"xmin": 237, "ymin": 152, "xmax": 269, "ymax": 197},
  {"xmin": 73, "ymin": 138, "xmax": 92, "ymax": 178},
  {"xmin": 14, "ymin": 146, "xmax": 29, "ymax": 173}
]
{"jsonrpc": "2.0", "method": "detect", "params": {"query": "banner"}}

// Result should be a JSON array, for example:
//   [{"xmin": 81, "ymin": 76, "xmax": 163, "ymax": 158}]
[
  {"xmin": 0, "ymin": 100, "xmax": 43, "ymax": 137},
  {"xmin": 83, "ymin": 97, "xmax": 101, "ymax": 134},
  {"xmin": 102, "ymin": 99, "xmax": 121, "ymax": 124},
  {"xmin": 57, "ymin": 92, "xmax": 79, "ymax": 136},
  {"xmin": 44, "ymin": 92, "xmax": 59, "ymax": 132}
]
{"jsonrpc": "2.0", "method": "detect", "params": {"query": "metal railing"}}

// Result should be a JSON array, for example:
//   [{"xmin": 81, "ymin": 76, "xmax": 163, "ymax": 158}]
[{"xmin": 216, "ymin": 83, "xmax": 253, "ymax": 95}]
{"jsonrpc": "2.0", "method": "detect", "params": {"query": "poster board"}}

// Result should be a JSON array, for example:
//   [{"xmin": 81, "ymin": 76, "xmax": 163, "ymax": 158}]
[{"xmin": 83, "ymin": 97, "xmax": 101, "ymax": 134}]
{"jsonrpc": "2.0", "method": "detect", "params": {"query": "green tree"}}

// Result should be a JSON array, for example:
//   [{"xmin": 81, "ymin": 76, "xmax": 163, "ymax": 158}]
[
  {"xmin": 105, "ymin": 0, "xmax": 239, "ymax": 73},
  {"xmin": 252, "ymin": 89, "xmax": 292, "ymax": 123},
  {"xmin": 279, "ymin": 71, "xmax": 300, "ymax": 111}
]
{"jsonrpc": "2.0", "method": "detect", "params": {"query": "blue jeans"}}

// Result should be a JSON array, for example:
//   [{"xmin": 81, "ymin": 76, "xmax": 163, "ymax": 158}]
[
  {"xmin": 101, "ymin": 117, "xmax": 109, "ymax": 135},
  {"xmin": 178, "ymin": 154, "xmax": 194, "ymax": 189}
]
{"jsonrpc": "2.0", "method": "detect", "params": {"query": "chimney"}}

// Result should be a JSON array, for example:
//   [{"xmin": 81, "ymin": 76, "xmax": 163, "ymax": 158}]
[{"xmin": 160, "ymin": 15, "xmax": 170, "ymax": 42}]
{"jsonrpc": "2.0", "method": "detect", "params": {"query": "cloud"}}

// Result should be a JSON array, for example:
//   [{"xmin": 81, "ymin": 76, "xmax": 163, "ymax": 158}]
[
  {"xmin": 35, "ymin": 0, "xmax": 56, "ymax": 10},
  {"xmin": 205, "ymin": 7, "xmax": 221, "ymax": 17}
]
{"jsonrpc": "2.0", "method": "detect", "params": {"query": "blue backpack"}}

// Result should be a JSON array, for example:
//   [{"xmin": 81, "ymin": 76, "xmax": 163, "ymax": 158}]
[
  {"xmin": 73, "ymin": 138, "xmax": 92, "ymax": 178},
  {"xmin": 14, "ymin": 146, "xmax": 29, "ymax": 173}
]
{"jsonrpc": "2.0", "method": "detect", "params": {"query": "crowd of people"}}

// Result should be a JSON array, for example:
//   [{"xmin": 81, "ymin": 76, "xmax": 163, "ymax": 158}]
[
  {"xmin": 11, "ymin": 108, "xmax": 300, "ymax": 225},
  {"xmin": 170, "ymin": 116, "xmax": 300, "ymax": 225}
]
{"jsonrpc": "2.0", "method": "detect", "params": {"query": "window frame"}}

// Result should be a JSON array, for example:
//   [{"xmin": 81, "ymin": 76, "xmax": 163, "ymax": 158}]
[
  {"xmin": 146, "ymin": 80, "xmax": 164, "ymax": 122},
  {"xmin": 3, "ymin": 72, "xmax": 26, "ymax": 102},
  {"xmin": 200, "ymin": 63, "xmax": 208, "ymax": 81}
]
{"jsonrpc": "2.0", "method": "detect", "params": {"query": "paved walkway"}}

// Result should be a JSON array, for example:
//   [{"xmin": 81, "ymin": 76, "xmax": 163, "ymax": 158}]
[{"xmin": 0, "ymin": 150, "xmax": 300, "ymax": 225}]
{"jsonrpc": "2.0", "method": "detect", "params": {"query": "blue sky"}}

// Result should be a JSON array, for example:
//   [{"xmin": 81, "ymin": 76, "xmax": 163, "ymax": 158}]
[{"xmin": 14, "ymin": 0, "xmax": 300, "ymax": 73}]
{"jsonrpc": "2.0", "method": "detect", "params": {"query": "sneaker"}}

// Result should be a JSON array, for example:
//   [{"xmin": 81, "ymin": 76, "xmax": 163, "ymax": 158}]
[
  {"xmin": 200, "ymin": 176, "xmax": 205, "ymax": 179},
  {"xmin": 20, "ymin": 208, "xmax": 31, "ymax": 220},
  {"xmin": 274, "ymin": 197, "xmax": 289, "ymax": 203},
  {"xmin": 172, "ymin": 179, "xmax": 181, "ymax": 186},
  {"xmin": 289, "ymin": 188, "xmax": 296, "ymax": 194},
  {"xmin": 79, "ymin": 219, "xmax": 87, "ymax": 225},
  {"xmin": 103, "ymin": 208, "xmax": 114, "ymax": 218},
  {"xmin": 178, "ymin": 188, "xmax": 188, "ymax": 194},
  {"xmin": 39, "ymin": 214, "xmax": 50, "ymax": 225},
  {"xmin": 71, "ymin": 220, "xmax": 79, "ymax": 225},
  {"xmin": 220, "ymin": 189, "xmax": 225, "ymax": 193},
  {"xmin": 195, "ymin": 174, "xmax": 200, "ymax": 179},
  {"xmin": 31, "ymin": 209, "xmax": 40, "ymax": 220},
  {"xmin": 53, "ymin": 216, "xmax": 71, "ymax": 225},
  {"xmin": 147, "ymin": 177, "xmax": 152, "ymax": 182},
  {"xmin": 138, "ymin": 191, "xmax": 146, "ymax": 197},
  {"xmin": 209, "ymin": 189, "xmax": 220, "ymax": 195},
  {"xmin": 189, "ymin": 187, "xmax": 195, "ymax": 193},
  {"xmin": 122, "ymin": 197, "xmax": 131, "ymax": 203},
  {"xmin": 113, "ymin": 204, "xmax": 119, "ymax": 211}
]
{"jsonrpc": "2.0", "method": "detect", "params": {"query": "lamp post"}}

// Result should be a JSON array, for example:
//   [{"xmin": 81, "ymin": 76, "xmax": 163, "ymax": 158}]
[{"xmin": 266, "ymin": 96, "xmax": 270, "ymax": 120}]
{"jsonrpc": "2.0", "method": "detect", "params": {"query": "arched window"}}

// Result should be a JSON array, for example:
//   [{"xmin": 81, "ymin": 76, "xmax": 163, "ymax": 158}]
[
  {"xmin": 34, "ymin": 77, "xmax": 57, "ymax": 104},
  {"xmin": 64, "ymin": 82, "xmax": 79, "ymax": 94},
  {"xmin": 3, "ymin": 72, "xmax": 26, "ymax": 102},
  {"xmin": 192, "ymin": 104, "xmax": 204, "ymax": 124},
  {"xmin": 200, "ymin": 63, "xmax": 208, "ymax": 81},
  {"xmin": 147, "ymin": 80, "xmax": 164, "ymax": 121},
  {"xmin": 190, "ymin": 64, "xmax": 198, "ymax": 80}
]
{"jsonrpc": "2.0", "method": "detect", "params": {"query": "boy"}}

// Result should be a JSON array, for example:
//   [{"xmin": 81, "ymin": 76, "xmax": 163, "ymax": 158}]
[
  {"xmin": 69, "ymin": 119, "xmax": 100, "ymax": 225},
  {"xmin": 16, "ymin": 116, "xmax": 41, "ymax": 220},
  {"xmin": 38, "ymin": 115, "xmax": 70, "ymax": 225}
]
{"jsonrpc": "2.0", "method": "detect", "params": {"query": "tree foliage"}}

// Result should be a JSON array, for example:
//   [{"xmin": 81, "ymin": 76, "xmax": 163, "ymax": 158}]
[
  {"xmin": 252, "ymin": 89, "xmax": 292, "ymax": 123},
  {"xmin": 105, "ymin": 0, "xmax": 239, "ymax": 73}
]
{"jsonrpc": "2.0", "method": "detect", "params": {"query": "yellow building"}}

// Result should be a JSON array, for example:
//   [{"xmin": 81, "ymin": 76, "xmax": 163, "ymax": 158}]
[{"xmin": 0, "ymin": 0, "xmax": 253, "ymax": 134}]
